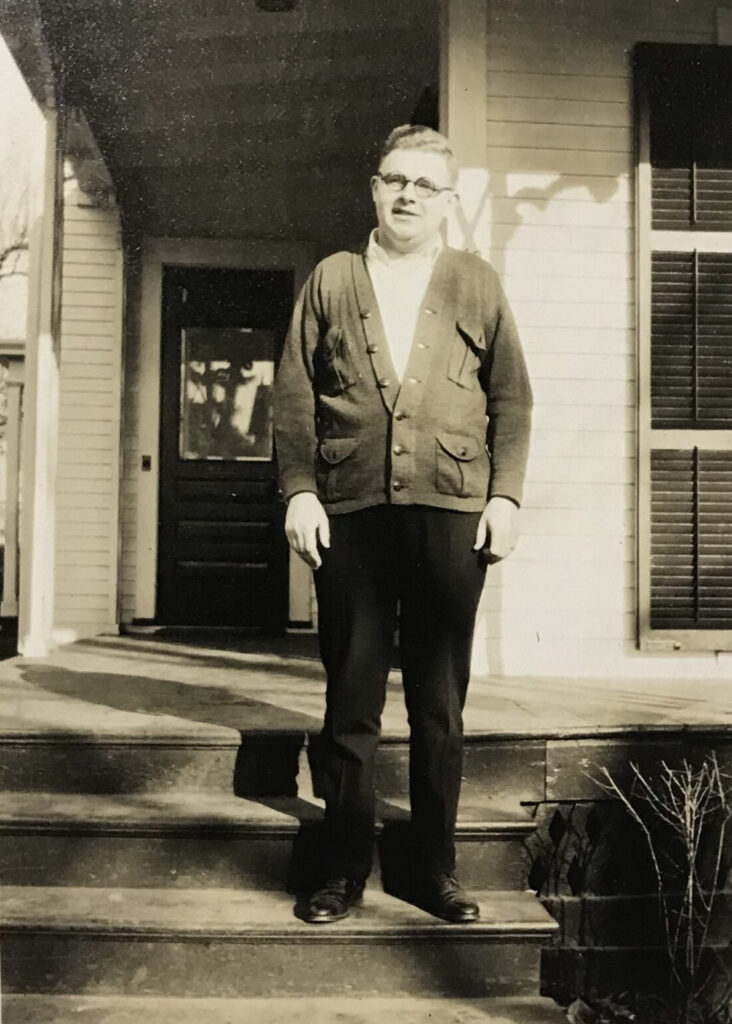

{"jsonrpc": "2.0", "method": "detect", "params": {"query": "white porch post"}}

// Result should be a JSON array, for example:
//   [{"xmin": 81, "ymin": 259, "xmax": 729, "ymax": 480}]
[
  {"xmin": 18, "ymin": 108, "xmax": 63, "ymax": 656},
  {"xmin": 440, "ymin": 0, "xmax": 491, "ymax": 256},
  {"xmin": 440, "ymin": 1, "xmax": 501, "ymax": 675},
  {"xmin": 1, "ymin": 360, "xmax": 24, "ymax": 618}
]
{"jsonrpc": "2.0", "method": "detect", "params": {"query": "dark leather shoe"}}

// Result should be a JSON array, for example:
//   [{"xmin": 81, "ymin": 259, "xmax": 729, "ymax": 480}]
[
  {"xmin": 304, "ymin": 878, "xmax": 365, "ymax": 924},
  {"xmin": 419, "ymin": 873, "xmax": 480, "ymax": 923}
]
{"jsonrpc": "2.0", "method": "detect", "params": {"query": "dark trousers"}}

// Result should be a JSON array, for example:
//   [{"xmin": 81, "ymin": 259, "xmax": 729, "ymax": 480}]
[{"xmin": 313, "ymin": 505, "xmax": 487, "ymax": 882}]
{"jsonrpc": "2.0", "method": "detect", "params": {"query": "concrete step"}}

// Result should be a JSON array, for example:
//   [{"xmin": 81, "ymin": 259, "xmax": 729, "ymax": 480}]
[
  {"xmin": 1, "ymin": 994, "xmax": 568, "ymax": 1024},
  {"xmin": 0, "ymin": 729, "xmax": 546, "ymax": 805},
  {"xmin": 1, "ymin": 885, "xmax": 558, "ymax": 998},
  {"xmin": 0, "ymin": 790, "xmax": 535, "ymax": 891}
]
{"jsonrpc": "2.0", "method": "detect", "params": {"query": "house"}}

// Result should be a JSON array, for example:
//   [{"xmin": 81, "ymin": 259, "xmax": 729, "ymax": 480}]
[
  {"xmin": 2, "ymin": 0, "xmax": 730, "ymax": 680},
  {"xmin": 0, "ymin": 2, "xmax": 730, "ymax": 1016}
]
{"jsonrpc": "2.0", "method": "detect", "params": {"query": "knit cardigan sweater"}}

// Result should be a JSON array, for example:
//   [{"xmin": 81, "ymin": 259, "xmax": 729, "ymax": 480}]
[{"xmin": 273, "ymin": 244, "xmax": 533, "ymax": 515}]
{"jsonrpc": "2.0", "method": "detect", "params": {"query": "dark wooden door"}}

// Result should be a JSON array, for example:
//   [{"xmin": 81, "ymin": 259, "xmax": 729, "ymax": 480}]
[{"xmin": 157, "ymin": 266, "xmax": 294, "ymax": 630}]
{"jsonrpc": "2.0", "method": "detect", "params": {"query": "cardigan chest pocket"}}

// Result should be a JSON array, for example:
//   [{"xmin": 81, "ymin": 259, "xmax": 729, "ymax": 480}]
[
  {"xmin": 435, "ymin": 432, "xmax": 487, "ymax": 498},
  {"xmin": 315, "ymin": 326, "xmax": 358, "ymax": 396},
  {"xmin": 447, "ymin": 320, "xmax": 485, "ymax": 390},
  {"xmin": 316, "ymin": 437, "xmax": 361, "ymax": 501}
]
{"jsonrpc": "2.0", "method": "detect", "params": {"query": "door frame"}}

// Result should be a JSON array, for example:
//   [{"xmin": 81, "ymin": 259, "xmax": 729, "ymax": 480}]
[{"xmin": 135, "ymin": 237, "xmax": 315, "ymax": 626}]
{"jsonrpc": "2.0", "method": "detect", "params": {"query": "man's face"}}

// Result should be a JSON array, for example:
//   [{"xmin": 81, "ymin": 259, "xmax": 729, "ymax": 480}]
[{"xmin": 371, "ymin": 148, "xmax": 454, "ymax": 254}]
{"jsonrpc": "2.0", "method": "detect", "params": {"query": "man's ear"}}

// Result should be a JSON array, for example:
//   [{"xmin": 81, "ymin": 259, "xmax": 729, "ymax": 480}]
[{"xmin": 370, "ymin": 175, "xmax": 380, "ymax": 199}]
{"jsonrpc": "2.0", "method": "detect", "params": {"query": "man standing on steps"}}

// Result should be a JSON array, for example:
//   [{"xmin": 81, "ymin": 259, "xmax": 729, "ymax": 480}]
[{"xmin": 273, "ymin": 125, "xmax": 532, "ymax": 925}]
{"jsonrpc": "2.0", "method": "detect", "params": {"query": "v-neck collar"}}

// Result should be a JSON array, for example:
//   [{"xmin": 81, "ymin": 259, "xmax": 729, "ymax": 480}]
[{"xmin": 351, "ymin": 247, "xmax": 454, "ymax": 414}]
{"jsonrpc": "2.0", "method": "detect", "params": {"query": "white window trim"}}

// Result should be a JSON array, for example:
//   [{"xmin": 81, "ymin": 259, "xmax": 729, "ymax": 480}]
[{"xmin": 636, "ymin": 61, "xmax": 732, "ymax": 653}]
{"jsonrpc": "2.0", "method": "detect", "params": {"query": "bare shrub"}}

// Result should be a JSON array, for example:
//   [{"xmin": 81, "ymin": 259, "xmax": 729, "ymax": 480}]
[{"xmin": 590, "ymin": 754, "xmax": 732, "ymax": 1023}]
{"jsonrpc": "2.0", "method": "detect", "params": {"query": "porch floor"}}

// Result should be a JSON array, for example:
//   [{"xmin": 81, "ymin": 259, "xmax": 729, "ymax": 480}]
[{"xmin": 0, "ymin": 634, "xmax": 729, "ymax": 741}]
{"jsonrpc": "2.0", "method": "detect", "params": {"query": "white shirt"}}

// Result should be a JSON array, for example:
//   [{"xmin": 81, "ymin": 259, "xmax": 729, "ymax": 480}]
[{"xmin": 365, "ymin": 229, "xmax": 443, "ymax": 382}]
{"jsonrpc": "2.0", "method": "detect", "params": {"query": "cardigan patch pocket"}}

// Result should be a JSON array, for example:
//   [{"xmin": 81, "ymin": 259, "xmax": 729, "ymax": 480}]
[
  {"xmin": 447, "ymin": 321, "xmax": 485, "ymax": 390},
  {"xmin": 435, "ymin": 433, "xmax": 484, "ymax": 497},
  {"xmin": 316, "ymin": 437, "xmax": 361, "ymax": 501},
  {"xmin": 315, "ymin": 326, "xmax": 358, "ymax": 396}
]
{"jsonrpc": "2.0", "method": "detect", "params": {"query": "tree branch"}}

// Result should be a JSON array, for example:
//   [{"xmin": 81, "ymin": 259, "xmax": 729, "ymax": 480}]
[{"xmin": 0, "ymin": 241, "xmax": 28, "ymax": 279}]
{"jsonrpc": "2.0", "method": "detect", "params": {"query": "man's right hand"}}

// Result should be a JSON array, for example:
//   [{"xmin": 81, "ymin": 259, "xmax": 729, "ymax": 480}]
[{"xmin": 284, "ymin": 492, "xmax": 330, "ymax": 570}]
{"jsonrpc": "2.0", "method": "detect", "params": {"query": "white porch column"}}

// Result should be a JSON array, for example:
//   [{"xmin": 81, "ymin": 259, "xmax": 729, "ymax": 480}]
[
  {"xmin": 18, "ymin": 108, "xmax": 63, "ymax": 656},
  {"xmin": 1, "ymin": 360, "xmax": 24, "ymax": 618},
  {"xmin": 440, "ymin": 2, "xmax": 502, "ymax": 676},
  {"xmin": 440, "ymin": 0, "xmax": 491, "ymax": 256}
]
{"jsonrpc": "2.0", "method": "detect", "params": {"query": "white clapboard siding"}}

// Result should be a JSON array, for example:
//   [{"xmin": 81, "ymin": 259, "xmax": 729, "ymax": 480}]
[
  {"xmin": 528, "ymin": 379, "xmax": 634, "ymax": 408},
  {"xmin": 54, "ymin": 182, "xmax": 122, "ymax": 638},
  {"xmin": 529, "ymin": 431, "xmax": 630, "ymax": 459},
  {"xmin": 513, "ymin": 533, "xmax": 632, "ymax": 563},
  {"xmin": 527, "ymin": 353, "xmax": 634, "ymax": 380},
  {"xmin": 521, "ymin": 482, "xmax": 633, "ymax": 511},
  {"xmin": 470, "ymin": 0, "xmax": 725, "ymax": 678},
  {"xmin": 516, "ymin": 302, "xmax": 634, "ymax": 330},
  {"xmin": 520, "ymin": 328, "xmax": 633, "ymax": 357},
  {"xmin": 487, "ymin": 96, "xmax": 629, "ymax": 128},
  {"xmin": 491, "ymin": 198, "xmax": 632, "ymax": 230},
  {"xmin": 487, "ymin": 71, "xmax": 629, "ymax": 103},
  {"xmin": 487, "ymin": 121, "xmax": 633, "ymax": 154},
  {"xmin": 492, "ymin": 174, "xmax": 633, "ymax": 203},
  {"xmin": 479, "ymin": 583, "xmax": 636, "ymax": 613},
  {"xmin": 478, "ymin": 610, "xmax": 637, "ymax": 641},
  {"xmin": 525, "ymin": 455, "xmax": 631, "ymax": 486},
  {"xmin": 503, "ymin": 277, "xmax": 632, "ymax": 304},
  {"xmin": 502, "ymin": 249, "xmax": 632, "ymax": 279},
  {"xmin": 499, "ymin": 223, "xmax": 633, "ymax": 253}
]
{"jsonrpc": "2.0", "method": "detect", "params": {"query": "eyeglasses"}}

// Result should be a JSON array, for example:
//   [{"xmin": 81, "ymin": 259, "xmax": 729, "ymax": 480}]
[{"xmin": 375, "ymin": 171, "xmax": 453, "ymax": 200}]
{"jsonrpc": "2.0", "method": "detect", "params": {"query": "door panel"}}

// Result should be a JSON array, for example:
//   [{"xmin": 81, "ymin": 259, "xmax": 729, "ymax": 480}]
[{"xmin": 157, "ymin": 266, "xmax": 293, "ymax": 630}]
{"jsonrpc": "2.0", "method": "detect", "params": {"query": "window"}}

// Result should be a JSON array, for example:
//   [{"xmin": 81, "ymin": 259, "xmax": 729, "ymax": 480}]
[{"xmin": 636, "ymin": 43, "xmax": 732, "ymax": 651}]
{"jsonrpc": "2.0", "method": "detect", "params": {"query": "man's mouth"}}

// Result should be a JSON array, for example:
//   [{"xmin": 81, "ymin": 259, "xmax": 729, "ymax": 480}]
[{"xmin": 393, "ymin": 207, "xmax": 417, "ymax": 217}]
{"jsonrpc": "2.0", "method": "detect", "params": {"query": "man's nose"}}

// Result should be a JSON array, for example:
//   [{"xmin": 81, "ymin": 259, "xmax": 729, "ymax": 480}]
[{"xmin": 396, "ymin": 183, "xmax": 418, "ymax": 203}]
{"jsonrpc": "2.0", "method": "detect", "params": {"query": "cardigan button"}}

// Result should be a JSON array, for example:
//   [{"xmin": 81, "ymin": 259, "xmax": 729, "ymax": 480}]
[
  {"xmin": 360, "ymin": 310, "xmax": 371, "ymax": 319},
  {"xmin": 393, "ymin": 444, "xmax": 405, "ymax": 456},
  {"xmin": 394, "ymin": 410, "xmax": 408, "ymax": 420},
  {"xmin": 366, "ymin": 344, "xmax": 379, "ymax": 354},
  {"xmin": 377, "ymin": 377, "xmax": 390, "ymax": 388},
  {"xmin": 458, "ymin": 446, "xmax": 468, "ymax": 456},
  {"xmin": 392, "ymin": 480, "xmax": 403, "ymax": 491}
]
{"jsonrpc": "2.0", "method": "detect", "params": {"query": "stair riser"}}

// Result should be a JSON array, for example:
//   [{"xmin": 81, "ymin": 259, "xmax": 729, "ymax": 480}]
[
  {"xmin": 0, "ymin": 831, "xmax": 531, "ymax": 891},
  {"xmin": 372, "ymin": 741, "xmax": 546, "ymax": 806},
  {"xmin": 0, "ymin": 744, "xmax": 244, "ymax": 795},
  {"xmin": 2, "ymin": 933, "xmax": 542, "ymax": 997},
  {"xmin": 0, "ymin": 739, "xmax": 546, "ymax": 805}
]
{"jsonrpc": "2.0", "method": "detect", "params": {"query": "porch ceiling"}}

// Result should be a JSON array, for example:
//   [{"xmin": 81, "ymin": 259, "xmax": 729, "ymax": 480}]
[{"xmin": 41, "ymin": 0, "xmax": 439, "ymax": 246}]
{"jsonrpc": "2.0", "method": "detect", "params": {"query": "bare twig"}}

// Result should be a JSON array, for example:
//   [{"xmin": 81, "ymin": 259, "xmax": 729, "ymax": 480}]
[
  {"xmin": 588, "ymin": 754, "xmax": 731, "ymax": 1022},
  {"xmin": 0, "ymin": 182, "xmax": 29, "ymax": 280},
  {"xmin": 593, "ymin": 763, "xmax": 679, "ymax": 984},
  {"xmin": 0, "ymin": 240, "xmax": 28, "ymax": 278}
]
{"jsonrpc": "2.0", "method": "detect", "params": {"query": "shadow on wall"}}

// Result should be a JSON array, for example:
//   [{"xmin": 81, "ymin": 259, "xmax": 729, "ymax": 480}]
[
  {"xmin": 452, "ymin": 168, "xmax": 626, "ymax": 676},
  {"xmin": 454, "ymin": 169, "xmax": 624, "ymax": 278}
]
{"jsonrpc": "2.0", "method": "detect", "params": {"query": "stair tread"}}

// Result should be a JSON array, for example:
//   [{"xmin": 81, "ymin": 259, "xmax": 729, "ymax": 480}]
[
  {"xmin": 0, "ymin": 885, "xmax": 557, "ymax": 938},
  {"xmin": 0, "ymin": 790, "xmax": 534, "ymax": 832},
  {"xmin": 0, "ymin": 994, "xmax": 567, "ymax": 1023}
]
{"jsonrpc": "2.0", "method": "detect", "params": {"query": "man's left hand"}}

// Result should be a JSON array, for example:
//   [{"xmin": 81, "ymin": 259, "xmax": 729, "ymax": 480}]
[{"xmin": 473, "ymin": 497, "xmax": 519, "ymax": 564}]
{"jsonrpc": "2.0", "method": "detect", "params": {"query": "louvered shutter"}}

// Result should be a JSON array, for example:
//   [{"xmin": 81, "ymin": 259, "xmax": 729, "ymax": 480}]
[
  {"xmin": 651, "ymin": 252, "xmax": 732, "ymax": 429},
  {"xmin": 651, "ymin": 449, "xmax": 732, "ymax": 629},
  {"xmin": 636, "ymin": 44, "xmax": 732, "ymax": 650}
]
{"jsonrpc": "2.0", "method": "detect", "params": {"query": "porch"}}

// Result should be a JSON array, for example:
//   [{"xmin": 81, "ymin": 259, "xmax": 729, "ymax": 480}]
[
  {"xmin": 2, "ymin": 633, "xmax": 730, "ymax": 738},
  {"xmin": 1, "ymin": 635, "xmax": 730, "ymax": 1018}
]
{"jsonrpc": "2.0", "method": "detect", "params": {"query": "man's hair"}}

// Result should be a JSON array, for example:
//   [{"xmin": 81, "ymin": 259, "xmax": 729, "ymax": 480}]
[{"xmin": 379, "ymin": 125, "xmax": 459, "ymax": 186}]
